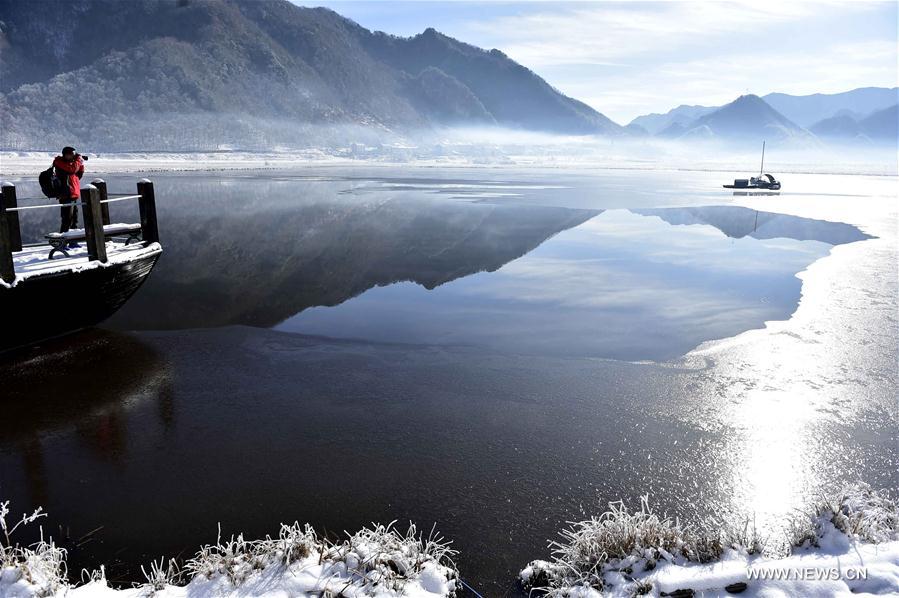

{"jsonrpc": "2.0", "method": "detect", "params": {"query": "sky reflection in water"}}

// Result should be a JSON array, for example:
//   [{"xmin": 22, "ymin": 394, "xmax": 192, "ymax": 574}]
[{"xmin": 276, "ymin": 206, "xmax": 864, "ymax": 361}]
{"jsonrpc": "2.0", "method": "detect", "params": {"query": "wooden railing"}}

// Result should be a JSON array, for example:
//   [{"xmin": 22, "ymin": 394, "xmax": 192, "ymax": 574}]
[{"xmin": 0, "ymin": 179, "xmax": 158, "ymax": 284}]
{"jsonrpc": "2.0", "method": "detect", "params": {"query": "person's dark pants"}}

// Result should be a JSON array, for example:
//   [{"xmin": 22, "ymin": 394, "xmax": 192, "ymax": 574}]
[{"xmin": 59, "ymin": 196, "xmax": 78, "ymax": 233}]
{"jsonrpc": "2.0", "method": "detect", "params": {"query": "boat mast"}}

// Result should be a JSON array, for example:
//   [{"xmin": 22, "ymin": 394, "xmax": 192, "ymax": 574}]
[{"xmin": 759, "ymin": 140, "xmax": 765, "ymax": 176}]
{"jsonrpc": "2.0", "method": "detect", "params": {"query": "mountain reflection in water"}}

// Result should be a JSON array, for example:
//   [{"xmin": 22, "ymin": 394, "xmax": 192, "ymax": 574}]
[
  {"xmin": 107, "ymin": 192, "xmax": 598, "ymax": 330},
  {"xmin": 101, "ymin": 186, "xmax": 872, "ymax": 361},
  {"xmin": 273, "ymin": 205, "xmax": 871, "ymax": 360},
  {"xmin": 633, "ymin": 205, "xmax": 872, "ymax": 244}
]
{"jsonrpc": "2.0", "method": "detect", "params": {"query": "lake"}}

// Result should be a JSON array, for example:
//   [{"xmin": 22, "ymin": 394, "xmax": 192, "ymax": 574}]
[{"xmin": 1, "ymin": 167, "xmax": 896, "ymax": 595}]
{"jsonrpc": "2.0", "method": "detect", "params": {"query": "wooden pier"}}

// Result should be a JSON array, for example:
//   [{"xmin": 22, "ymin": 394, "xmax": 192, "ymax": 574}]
[
  {"xmin": 0, "ymin": 179, "xmax": 159, "ymax": 284},
  {"xmin": 0, "ymin": 178, "xmax": 164, "ymax": 352}
]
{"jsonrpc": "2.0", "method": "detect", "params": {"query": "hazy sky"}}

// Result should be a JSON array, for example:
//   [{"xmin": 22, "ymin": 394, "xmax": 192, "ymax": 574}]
[{"xmin": 290, "ymin": 0, "xmax": 898, "ymax": 124}]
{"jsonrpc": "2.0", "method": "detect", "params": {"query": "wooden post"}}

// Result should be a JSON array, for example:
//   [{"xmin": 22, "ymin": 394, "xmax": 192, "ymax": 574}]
[
  {"xmin": 137, "ymin": 179, "xmax": 159, "ymax": 244},
  {"xmin": 0, "ymin": 184, "xmax": 15, "ymax": 284},
  {"xmin": 92, "ymin": 178, "xmax": 111, "ymax": 225},
  {"xmin": 81, "ymin": 185, "xmax": 107, "ymax": 263},
  {"xmin": 1, "ymin": 182, "xmax": 22, "ymax": 252}
]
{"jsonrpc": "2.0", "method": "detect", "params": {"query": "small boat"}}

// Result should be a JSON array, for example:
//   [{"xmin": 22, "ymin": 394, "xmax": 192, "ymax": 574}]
[
  {"xmin": 723, "ymin": 141, "xmax": 782, "ymax": 191},
  {"xmin": 0, "ymin": 179, "xmax": 162, "ymax": 353},
  {"xmin": 723, "ymin": 173, "xmax": 781, "ymax": 190}
]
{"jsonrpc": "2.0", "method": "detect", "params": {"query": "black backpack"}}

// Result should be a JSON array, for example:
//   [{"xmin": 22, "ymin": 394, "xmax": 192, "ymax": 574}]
[{"xmin": 39, "ymin": 166, "xmax": 63, "ymax": 198}]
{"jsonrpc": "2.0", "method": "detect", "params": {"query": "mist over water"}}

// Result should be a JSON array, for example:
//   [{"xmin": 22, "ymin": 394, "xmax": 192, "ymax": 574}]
[{"xmin": 4, "ymin": 123, "xmax": 896, "ymax": 179}]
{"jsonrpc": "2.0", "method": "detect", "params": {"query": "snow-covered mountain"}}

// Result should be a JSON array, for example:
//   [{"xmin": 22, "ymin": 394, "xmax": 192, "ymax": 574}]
[{"xmin": 0, "ymin": 0, "xmax": 623, "ymax": 150}]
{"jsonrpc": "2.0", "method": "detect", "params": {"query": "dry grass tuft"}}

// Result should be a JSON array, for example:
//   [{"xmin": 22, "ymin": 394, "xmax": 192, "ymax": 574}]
[
  {"xmin": 184, "ymin": 519, "xmax": 457, "ymax": 593},
  {"xmin": 1, "ymin": 497, "xmax": 458, "ymax": 597},
  {"xmin": 0, "ymin": 500, "xmax": 68, "ymax": 598},
  {"xmin": 522, "ymin": 484, "xmax": 894, "ymax": 596},
  {"xmin": 789, "ymin": 483, "xmax": 898, "ymax": 548}
]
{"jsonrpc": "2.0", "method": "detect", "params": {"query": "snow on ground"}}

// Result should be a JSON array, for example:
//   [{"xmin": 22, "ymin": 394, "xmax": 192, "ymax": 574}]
[
  {"xmin": 520, "ymin": 484, "xmax": 899, "ymax": 597},
  {"xmin": 525, "ymin": 539, "xmax": 899, "ymax": 597},
  {"xmin": 608, "ymin": 536, "xmax": 898, "ymax": 598},
  {"xmin": 0, "ymin": 150, "xmax": 353, "ymax": 176},
  {"xmin": 1, "ymin": 556, "xmax": 454, "ymax": 598},
  {"xmin": 5, "ymin": 487, "xmax": 895, "ymax": 597},
  {"xmin": 1, "ymin": 146, "xmax": 895, "ymax": 176},
  {"xmin": 0, "ymin": 505, "xmax": 458, "ymax": 598},
  {"xmin": 2, "ymin": 561, "xmax": 453, "ymax": 598}
]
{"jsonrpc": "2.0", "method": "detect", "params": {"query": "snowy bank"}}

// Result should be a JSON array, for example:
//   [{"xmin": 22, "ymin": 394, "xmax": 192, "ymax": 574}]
[
  {"xmin": 520, "ymin": 484, "xmax": 899, "ymax": 597},
  {"xmin": 4, "ymin": 486, "xmax": 896, "ymax": 597},
  {"xmin": 0, "ymin": 500, "xmax": 458, "ymax": 598},
  {"xmin": 1, "ymin": 143, "xmax": 896, "ymax": 177}
]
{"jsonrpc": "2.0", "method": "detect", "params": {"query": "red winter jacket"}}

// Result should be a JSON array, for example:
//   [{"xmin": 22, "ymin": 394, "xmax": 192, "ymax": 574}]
[{"xmin": 53, "ymin": 155, "xmax": 85, "ymax": 199}]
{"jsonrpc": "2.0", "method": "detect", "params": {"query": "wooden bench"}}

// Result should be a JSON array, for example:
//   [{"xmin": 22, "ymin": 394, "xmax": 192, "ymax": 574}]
[{"xmin": 46, "ymin": 223, "xmax": 143, "ymax": 259}]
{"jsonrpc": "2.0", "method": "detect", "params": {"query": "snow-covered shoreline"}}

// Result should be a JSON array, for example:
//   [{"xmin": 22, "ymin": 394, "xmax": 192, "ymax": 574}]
[
  {"xmin": 3, "ymin": 485, "xmax": 897, "ymax": 597},
  {"xmin": 0, "ymin": 150, "xmax": 355, "ymax": 176},
  {"xmin": 520, "ymin": 484, "xmax": 899, "ymax": 597},
  {"xmin": 1, "ymin": 150, "xmax": 896, "ymax": 177},
  {"xmin": 0, "ymin": 506, "xmax": 459, "ymax": 598},
  {"xmin": 524, "ymin": 536, "xmax": 899, "ymax": 597}
]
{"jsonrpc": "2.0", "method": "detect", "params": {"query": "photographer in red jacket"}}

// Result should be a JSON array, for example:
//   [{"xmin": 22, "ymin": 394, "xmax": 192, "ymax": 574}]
[{"xmin": 53, "ymin": 146, "xmax": 85, "ymax": 237}]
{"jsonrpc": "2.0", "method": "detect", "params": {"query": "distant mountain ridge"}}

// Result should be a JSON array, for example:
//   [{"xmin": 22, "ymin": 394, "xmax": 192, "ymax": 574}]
[
  {"xmin": 690, "ymin": 95, "xmax": 807, "ymax": 139},
  {"xmin": 629, "ymin": 105, "xmax": 715, "ymax": 135},
  {"xmin": 632, "ymin": 86, "xmax": 897, "ymax": 144},
  {"xmin": 0, "ymin": 0, "xmax": 622, "ymax": 150},
  {"xmin": 810, "ymin": 104, "xmax": 898, "ymax": 141},
  {"xmin": 763, "ymin": 87, "xmax": 898, "ymax": 128},
  {"xmin": 652, "ymin": 95, "xmax": 812, "ymax": 143}
]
